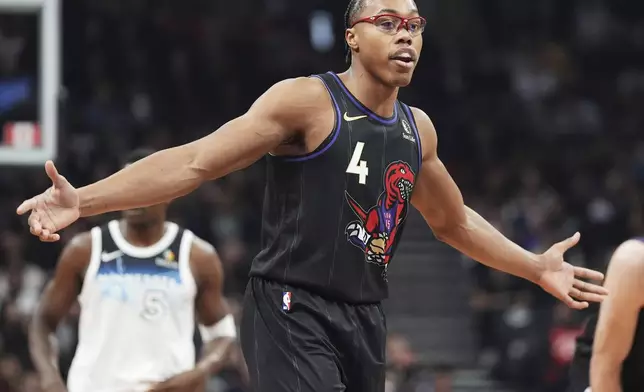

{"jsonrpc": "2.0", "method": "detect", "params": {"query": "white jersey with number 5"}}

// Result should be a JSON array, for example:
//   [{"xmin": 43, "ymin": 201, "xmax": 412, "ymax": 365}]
[{"xmin": 67, "ymin": 220, "xmax": 197, "ymax": 392}]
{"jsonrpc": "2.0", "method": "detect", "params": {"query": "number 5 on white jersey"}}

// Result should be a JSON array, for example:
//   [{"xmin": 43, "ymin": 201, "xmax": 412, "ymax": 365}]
[{"xmin": 346, "ymin": 142, "xmax": 369, "ymax": 185}]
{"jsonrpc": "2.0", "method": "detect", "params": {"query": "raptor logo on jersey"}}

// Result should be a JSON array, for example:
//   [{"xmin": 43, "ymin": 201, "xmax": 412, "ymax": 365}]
[{"xmin": 345, "ymin": 161, "xmax": 415, "ymax": 275}]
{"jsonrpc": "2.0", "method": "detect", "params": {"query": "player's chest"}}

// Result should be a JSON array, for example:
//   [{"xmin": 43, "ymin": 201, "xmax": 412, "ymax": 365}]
[
  {"xmin": 334, "ymin": 124, "xmax": 420, "ymax": 194},
  {"xmin": 92, "ymin": 256, "xmax": 195, "ymax": 304}
]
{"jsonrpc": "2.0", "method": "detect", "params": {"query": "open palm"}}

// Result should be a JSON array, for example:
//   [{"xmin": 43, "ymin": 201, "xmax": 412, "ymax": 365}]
[
  {"xmin": 538, "ymin": 232, "xmax": 608, "ymax": 309},
  {"xmin": 16, "ymin": 161, "xmax": 80, "ymax": 242}
]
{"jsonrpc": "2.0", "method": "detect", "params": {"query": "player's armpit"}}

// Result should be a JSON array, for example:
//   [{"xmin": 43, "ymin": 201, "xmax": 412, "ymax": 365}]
[
  {"xmin": 77, "ymin": 77, "xmax": 324, "ymax": 217},
  {"xmin": 590, "ymin": 240, "xmax": 644, "ymax": 391},
  {"xmin": 29, "ymin": 231, "xmax": 91, "ymax": 386}
]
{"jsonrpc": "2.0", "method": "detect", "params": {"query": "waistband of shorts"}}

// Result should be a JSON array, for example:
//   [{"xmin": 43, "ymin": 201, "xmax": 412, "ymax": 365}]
[{"xmin": 249, "ymin": 276, "xmax": 383, "ymax": 307}]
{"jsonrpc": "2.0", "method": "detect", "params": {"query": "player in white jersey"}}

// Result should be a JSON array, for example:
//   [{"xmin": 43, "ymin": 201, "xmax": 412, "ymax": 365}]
[{"xmin": 28, "ymin": 149, "xmax": 238, "ymax": 392}]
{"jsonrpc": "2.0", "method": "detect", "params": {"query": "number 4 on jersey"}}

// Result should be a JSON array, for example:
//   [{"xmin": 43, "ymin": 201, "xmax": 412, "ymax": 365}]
[{"xmin": 346, "ymin": 142, "xmax": 369, "ymax": 184}]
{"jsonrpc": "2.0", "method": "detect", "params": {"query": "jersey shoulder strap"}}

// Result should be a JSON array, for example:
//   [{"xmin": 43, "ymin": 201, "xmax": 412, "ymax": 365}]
[
  {"xmin": 177, "ymin": 228, "xmax": 197, "ymax": 291},
  {"xmin": 101, "ymin": 220, "xmax": 119, "ymax": 253},
  {"xmin": 311, "ymin": 72, "xmax": 345, "ymax": 103},
  {"xmin": 78, "ymin": 225, "xmax": 104, "ymax": 301},
  {"xmin": 398, "ymin": 101, "xmax": 423, "ymax": 166}
]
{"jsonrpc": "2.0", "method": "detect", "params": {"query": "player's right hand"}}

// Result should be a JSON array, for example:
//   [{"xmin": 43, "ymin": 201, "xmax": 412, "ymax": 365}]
[{"xmin": 16, "ymin": 160, "xmax": 80, "ymax": 242}]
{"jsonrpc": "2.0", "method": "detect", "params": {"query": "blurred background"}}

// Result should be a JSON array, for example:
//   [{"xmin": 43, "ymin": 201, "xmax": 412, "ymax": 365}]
[{"xmin": 1, "ymin": 0, "xmax": 644, "ymax": 391}]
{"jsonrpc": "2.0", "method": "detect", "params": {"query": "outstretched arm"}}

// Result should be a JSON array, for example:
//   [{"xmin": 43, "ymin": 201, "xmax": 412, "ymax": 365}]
[
  {"xmin": 29, "ymin": 232, "xmax": 91, "ymax": 391},
  {"xmin": 77, "ymin": 77, "xmax": 322, "ymax": 217},
  {"xmin": 18, "ymin": 77, "xmax": 321, "ymax": 223},
  {"xmin": 18, "ymin": 77, "xmax": 328, "ymax": 242},
  {"xmin": 591, "ymin": 240, "xmax": 644, "ymax": 392},
  {"xmin": 409, "ymin": 107, "xmax": 606, "ymax": 307}
]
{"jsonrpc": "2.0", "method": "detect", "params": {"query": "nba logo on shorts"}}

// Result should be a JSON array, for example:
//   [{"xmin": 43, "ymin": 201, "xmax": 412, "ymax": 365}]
[{"xmin": 282, "ymin": 291, "xmax": 292, "ymax": 311}]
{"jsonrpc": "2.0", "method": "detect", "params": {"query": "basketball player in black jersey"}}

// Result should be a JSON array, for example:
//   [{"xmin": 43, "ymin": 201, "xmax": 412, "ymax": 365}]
[
  {"xmin": 568, "ymin": 238, "xmax": 644, "ymax": 392},
  {"xmin": 29, "ymin": 149, "xmax": 239, "ymax": 392},
  {"xmin": 18, "ymin": 0, "xmax": 608, "ymax": 390}
]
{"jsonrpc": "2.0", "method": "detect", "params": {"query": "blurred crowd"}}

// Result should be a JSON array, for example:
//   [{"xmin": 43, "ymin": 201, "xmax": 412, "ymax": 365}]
[{"xmin": 1, "ymin": 0, "xmax": 644, "ymax": 391}]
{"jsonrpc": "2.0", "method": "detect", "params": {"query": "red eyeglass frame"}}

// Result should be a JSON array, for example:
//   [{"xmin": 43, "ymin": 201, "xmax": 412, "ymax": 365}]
[{"xmin": 349, "ymin": 13, "xmax": 427, "ymax": 34}]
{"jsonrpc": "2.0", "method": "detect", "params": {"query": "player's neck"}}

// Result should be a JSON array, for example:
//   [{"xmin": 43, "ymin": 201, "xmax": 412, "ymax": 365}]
[
  {"xmin": 119, "ymin": 219, "xmax": 166, "ymax": 247},
  {"xmin": 339, "ymin": 66, "xmax": 399, "ymax": 118}
]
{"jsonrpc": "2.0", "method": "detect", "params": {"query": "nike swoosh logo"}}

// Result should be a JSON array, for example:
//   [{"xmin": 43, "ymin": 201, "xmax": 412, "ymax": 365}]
[
  {"xmin": 343, "ymin": 112, "xmax": 367, "ymax": 122},
  {"xmin": 101, "ymin": 250, "xmax": 124, "ymax": 262}
]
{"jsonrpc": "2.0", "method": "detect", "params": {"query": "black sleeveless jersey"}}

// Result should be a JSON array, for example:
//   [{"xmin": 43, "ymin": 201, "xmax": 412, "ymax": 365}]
[
  {"xmin": 572, "ymin": 238, "xmax": 644, "ymax": 390},
  {"xmin": 250, "ymin": 72, "xmax": 422, "ymax": 304}
]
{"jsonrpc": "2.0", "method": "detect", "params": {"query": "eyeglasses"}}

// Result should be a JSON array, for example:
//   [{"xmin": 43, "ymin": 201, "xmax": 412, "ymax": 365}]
[{"xmin": 350, "ymin": 14, "xmax": 426, "ymax": 37}]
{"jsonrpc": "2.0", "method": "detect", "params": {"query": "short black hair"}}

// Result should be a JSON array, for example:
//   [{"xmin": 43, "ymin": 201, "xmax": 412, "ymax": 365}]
[
  {"xmin": 122, "ymin": 147, "xmax": 156, "ymax": 167},
  {"xmin": 344, "ymin": 0, "xmax": 368, "ymax": 64}
]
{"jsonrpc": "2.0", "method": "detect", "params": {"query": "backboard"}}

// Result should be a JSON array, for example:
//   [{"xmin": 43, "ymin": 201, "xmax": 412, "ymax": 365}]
[{"xmin": 0, "ymin": 0, "xmax": 59, "ymax": 165}]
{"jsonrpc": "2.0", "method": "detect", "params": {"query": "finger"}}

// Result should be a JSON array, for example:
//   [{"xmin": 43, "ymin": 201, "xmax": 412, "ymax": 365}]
[
  {"xmin": 555, "ymin": 232, "xmax": 581, "ymax": 253},
  {"xmin": 44, "ymin": 160, "xmax": 65, "ymax": 188},
  {"xmin": 573, "ymin": 279, "xmax": 609, "ymax": 295},
  {"xmin": 573, "ymin": 266, "xmax": 604, "ymax": 282},
  {"xmin": 39, "ymin": 234, "xmax": 60, "ymax": 242},
  {"xmin": 16, "ymin": 198, "xmax": 36, "ymax": 215},
  {"xmin": 28, "ymin": 215, "xmax": 42, "ymax": 235},
  {"xmin": 569, "ymin": 287, "xmax": 605, "ymax": 303},
  {"xmin": 39, "ymin": 230, "xmax": 61, "ymax": 242},
  {"xmin": 565, "ymin": 295, "xmax": 589, "ymax": 310}
]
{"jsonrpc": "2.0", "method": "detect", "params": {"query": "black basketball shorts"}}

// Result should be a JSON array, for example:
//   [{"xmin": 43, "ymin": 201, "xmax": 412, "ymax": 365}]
[{"xmin": 240, "ymin": 277, "xmax": 387, "ymax": 392}]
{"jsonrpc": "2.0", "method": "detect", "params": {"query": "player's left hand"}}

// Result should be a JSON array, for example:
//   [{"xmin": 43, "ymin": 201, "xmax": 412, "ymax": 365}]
[
  {"xmin": 146, "ymin": 369, "xmax": 207, "ymax": 392},
  {"xmin": 537, "ymin": 232, "xmax": 609, "ymax": 309}
]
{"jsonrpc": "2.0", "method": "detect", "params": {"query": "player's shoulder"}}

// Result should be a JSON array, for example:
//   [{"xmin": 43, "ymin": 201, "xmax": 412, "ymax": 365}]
[
  {"xmin": 65, "ymin": 230, "xmax": 93, "ymax": 252},
  {"xmin": 611, "ymin": 239, "xmax": 644, "ymax": 268},
  {"xmin": 56, "ymin": 230, "xmax": 94, "ymax": 272},
  {"xmin": 406, "ymin": 106, "xmax": 437, "ymax": 157},
  {"xmin": 252, "ymin": 76, "xmax": 331, "ymax": 131},
  {"xmin": 266, "ymin": 77, "xmax": 328, "ymax": 109},
  {"xmin": 185, "ymin": 233, "xmax": 223, "ymax": 283},
  {"xmin": 189, "ymin": 233, "xmax": 218, "ymax": 260},
  {"xmin": 261, "ymin": 77, "xmax": 330, "ymax": 111},
  {"xmin": 603, "ymin": 239, "xmax": 644, "ymax": 304},
  {"xmin": 270, "ymin": 76, "xmax": 328, "ymax": 97},
  {"xmin": 406, "ymin": 106, "xmax": 434, "ymax": 130}
]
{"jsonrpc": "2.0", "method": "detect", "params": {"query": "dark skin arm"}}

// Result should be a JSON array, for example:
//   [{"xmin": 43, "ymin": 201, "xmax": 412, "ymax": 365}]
[
  {"xmin": 192, "ymin": 237, "xmax": 235, "ymax": 375},
  {"xmin": 409, "ymin": 107, "xmax": 606, "ymax": 308},
  {"xmin": 29, "ymin": 232, "xmax": 91, "ymax": 392},
  {"xmin": 148, "ymin": 237, "xmax": 235, "ymax": 392},
  {"xmin": 18, "ymin": 77, "xmax": 332, "ymax": 241},
  {"xmin": 591, "ymin": 240, "xmax": 644, "ymax": 392},
  {"xmin": 79, "ymin": 77, "xmax": 329, "ymax": 217},
  {"xmin": 409, "ymin": 109, "xmax": 541, "ymax": 281}
]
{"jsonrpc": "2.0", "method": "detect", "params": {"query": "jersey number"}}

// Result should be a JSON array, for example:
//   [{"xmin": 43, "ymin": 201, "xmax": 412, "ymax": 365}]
[
  {"xmin": 141, "ymin": 290, "xmax": 168, "ymax": 322},
  {"xmin": 346, "ymin": 142, "xmax": 369, "ymax": 184}
]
